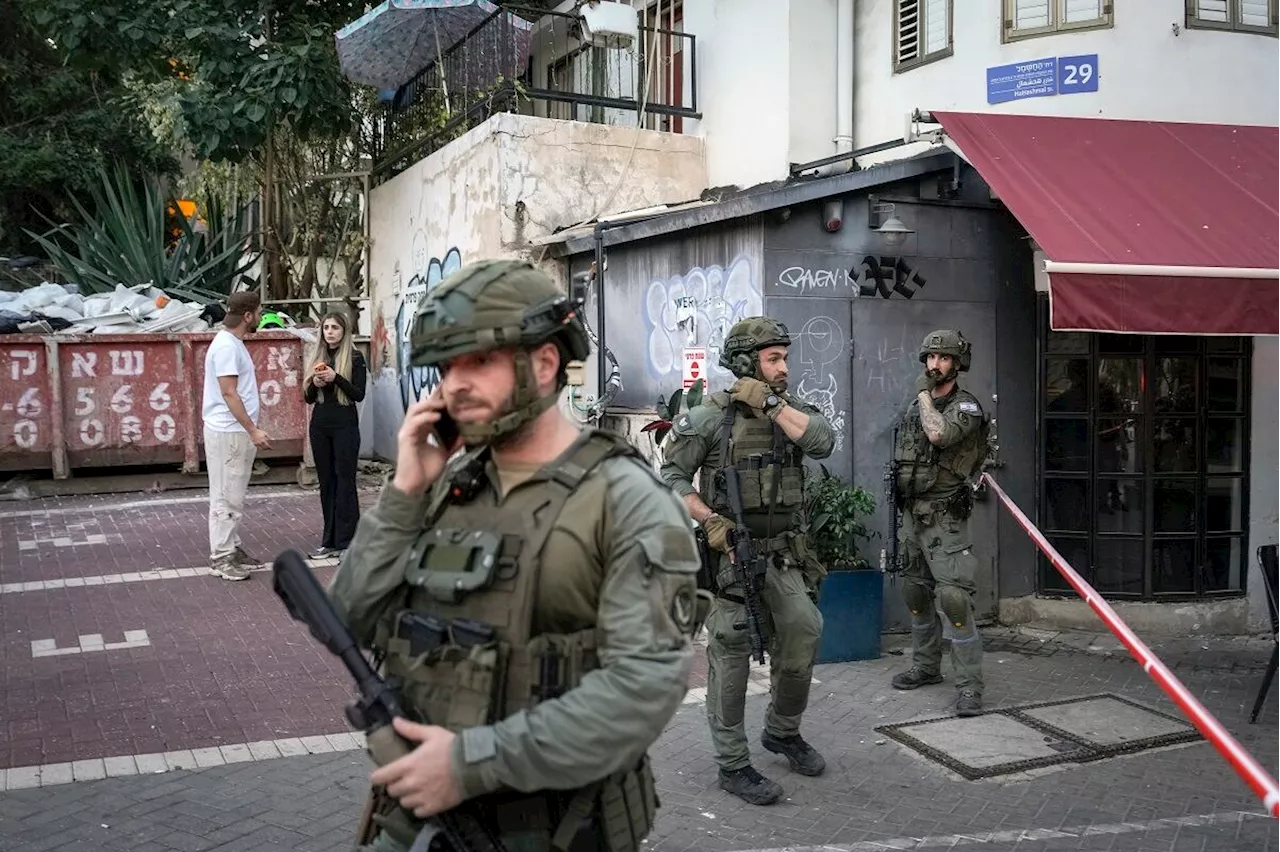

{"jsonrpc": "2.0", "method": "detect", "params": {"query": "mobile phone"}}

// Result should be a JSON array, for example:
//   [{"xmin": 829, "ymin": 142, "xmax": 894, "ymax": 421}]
[{"xmin": 433, "ymin": 409, "xmax": 459, "ymax": 449}]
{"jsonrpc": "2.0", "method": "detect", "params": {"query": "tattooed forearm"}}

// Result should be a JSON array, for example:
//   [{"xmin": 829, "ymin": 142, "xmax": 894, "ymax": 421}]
[{"xmin": 917, "ymin": 393, "xmax": 947, "ymax": 444}]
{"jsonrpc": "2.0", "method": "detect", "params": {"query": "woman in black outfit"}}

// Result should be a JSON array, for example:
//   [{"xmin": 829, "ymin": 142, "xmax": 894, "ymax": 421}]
[{"xmin": 303, "ymin": 312, "xmax": 366, "ymax": 557}]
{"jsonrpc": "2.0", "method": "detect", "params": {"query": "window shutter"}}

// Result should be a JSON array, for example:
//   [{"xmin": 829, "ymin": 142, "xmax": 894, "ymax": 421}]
[
  {"xmin": 1195, "ymin": 0, "xmax": 1230, "ymax": 21},
  {"xmin": 897, "ymin": 0, "xmax": 921, "ymax": 63},
  {"xmin": 925, "ymin": 0, "xmax": 949, "ymax": 52},
  {"xmin": 1012, "ymin": 0, "xmax": 1052, "ymax": 28},
  {"xmin": 1061, "ymin": 0, "xmax": 1102, "ymax": 23},
  {"xmin": 1237, "ymin": 0, "xmax": 1270, "ymax": 25}
]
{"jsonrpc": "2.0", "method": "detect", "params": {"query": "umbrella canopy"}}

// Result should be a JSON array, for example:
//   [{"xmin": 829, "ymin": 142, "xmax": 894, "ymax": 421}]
[{"xmin": 335, "ymin": 0, "xmax": 535, "ymax": 93}]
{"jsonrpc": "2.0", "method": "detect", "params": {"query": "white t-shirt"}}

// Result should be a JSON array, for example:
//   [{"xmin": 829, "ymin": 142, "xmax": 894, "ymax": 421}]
[{"xmin": 202, "ymin": 329, "xmax": 260, "ymax": 433}]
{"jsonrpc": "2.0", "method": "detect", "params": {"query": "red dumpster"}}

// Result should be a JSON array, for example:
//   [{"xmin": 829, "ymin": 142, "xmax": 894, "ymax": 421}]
[{"xmin": 0, "ymin": 331, "xmax": 310, "ymax": 479}]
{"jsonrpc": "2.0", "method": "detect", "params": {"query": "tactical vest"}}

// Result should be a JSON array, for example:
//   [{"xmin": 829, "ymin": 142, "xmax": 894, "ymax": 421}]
[
  {"xmin": 894, "ymin": 389, "xmax": 987, "ymax": 501},
  {"xmin": 698, "ymin": 392, "xmax": 806, "ymax": 539},
  {"xmin": 377, "ymin": 429, "xmax": 658, "ymax": 851}
]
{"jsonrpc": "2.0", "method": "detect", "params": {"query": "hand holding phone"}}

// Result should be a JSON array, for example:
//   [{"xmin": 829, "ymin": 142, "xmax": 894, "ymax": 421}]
[{"xmin": 392, "ymin": 386, "xmax": 461, "ymax": 496}]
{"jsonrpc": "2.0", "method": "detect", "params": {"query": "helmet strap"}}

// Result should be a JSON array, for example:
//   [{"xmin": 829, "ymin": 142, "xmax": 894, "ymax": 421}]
[{"xmin": 457, "ymin": 349, "xmax": 559, "ymax": 447}]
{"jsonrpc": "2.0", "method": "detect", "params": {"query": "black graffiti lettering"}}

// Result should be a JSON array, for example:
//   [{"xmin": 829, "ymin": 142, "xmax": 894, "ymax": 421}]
[{"xmin": 855, "ymin": 255, "xmax": 926, "ymax": 300}]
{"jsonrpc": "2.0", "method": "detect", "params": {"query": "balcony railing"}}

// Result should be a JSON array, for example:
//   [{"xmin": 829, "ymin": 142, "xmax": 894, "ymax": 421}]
[{"xmin": 370, "ymin": 5, "xmax": 700, "ymax": 183}]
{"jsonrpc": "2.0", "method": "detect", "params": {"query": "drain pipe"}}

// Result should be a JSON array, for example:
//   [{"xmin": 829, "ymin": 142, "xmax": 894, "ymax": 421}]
[{"xmin": 834, "ymin": 0, "xmax": 855, "ymax": 173}]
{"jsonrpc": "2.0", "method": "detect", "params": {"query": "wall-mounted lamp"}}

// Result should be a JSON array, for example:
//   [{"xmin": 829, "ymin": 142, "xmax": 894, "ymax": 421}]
[{"xmin": 868, "ymin": 197, "xmax": 915, "ymax": 248}]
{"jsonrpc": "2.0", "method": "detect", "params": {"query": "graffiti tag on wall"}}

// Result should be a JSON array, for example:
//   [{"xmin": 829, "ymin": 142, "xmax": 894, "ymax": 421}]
[
  {"xmin": 642, "ymin": 254, "xmax": 762, "ymax": 389},
  {"xmin": 395, "ymin": 247, "xmax": 462, "ymax": 411},
  {"xmin": 773, "ymin": 255, "xmax": 926, "ymax": 299},
  {"xmin": 791, "ymin": 315, "xmax": 849, "ymax": 454}
]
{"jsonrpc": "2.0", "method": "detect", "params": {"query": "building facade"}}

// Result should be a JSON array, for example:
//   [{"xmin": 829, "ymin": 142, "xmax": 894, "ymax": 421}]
[{"xmin": 349, "ymin": 0, "xmax": 1278, "ymax": 633}]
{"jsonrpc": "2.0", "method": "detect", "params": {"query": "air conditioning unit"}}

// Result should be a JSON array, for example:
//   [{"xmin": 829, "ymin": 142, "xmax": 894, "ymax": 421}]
[{"xmin": 579, "ymin": 1, "xmax": 640, "ymax": 49}]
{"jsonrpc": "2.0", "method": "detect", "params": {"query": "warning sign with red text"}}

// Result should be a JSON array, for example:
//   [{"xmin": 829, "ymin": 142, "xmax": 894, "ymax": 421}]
[{"xmin": 682, "ymin": 346, "xmax": 707, "ymax": 390}]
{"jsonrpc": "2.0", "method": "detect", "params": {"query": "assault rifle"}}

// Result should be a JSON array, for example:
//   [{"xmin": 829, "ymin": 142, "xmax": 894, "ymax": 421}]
[
  {"xmin": 271, "ymin": 549, "xmax": 507, "ymax": 852},
  {"xmin": 880, "ymin": 423, "xmax": 904, "ymax": 581},
  {"xmin": 720, "ymin": 467, "xmax": 769, "ymax": 665}
]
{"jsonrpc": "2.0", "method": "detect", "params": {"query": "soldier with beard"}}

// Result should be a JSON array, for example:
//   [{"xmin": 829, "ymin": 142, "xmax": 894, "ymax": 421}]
[
  {"xmin": 659, "ymin": 317, "xmax": 834, "ymax": 806},
  {"xmin": 328, "ymin": 260, "xmax": 700, "ymax": 851},
  {"xmin": 889, "ymin": 330, "xmax": 989, "ymax": 717}
]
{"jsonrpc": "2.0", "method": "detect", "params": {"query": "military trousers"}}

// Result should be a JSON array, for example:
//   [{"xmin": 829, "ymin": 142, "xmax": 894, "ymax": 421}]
[
  {"xmin": 705, "ymin": 557, "xmax": 823, "ymax": 771},
  {"xmin": 899, "ymin": 502, "xmax": 984, "ymax": 693}
]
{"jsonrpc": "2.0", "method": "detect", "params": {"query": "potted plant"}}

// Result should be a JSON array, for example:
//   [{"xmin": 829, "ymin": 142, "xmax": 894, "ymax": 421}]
[{"xmin": 803, "ymin": 466, "xmax": 884, "ymax": 663}]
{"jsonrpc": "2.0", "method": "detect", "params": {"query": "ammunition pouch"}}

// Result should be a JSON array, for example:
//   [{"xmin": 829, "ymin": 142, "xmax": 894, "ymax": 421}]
[
  {"xmin": 527, "ymin": 627, "xmax": 599, "ymax": 704},
  {"xmin": 384, "ymin": 612, "xmax": 508, "ymax": 730},
  {"xmin": 370, "ymin": 757, "xmax": 658, "ymax": 852}
]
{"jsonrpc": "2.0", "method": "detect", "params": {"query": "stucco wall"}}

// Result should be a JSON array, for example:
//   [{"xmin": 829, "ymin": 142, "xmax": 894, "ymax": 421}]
[{"xmin": 361, "ymin": 113, "xmax": 706, "ymax": 460}]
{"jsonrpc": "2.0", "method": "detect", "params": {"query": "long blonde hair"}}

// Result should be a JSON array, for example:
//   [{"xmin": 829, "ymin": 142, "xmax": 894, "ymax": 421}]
[{"xmin": 307, "ymin": 312, "xmax": 355, "ymax": 406}]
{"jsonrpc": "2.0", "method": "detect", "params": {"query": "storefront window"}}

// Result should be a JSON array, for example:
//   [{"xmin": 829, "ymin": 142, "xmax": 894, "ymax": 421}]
[{"xmin": 1037, "ymin": 300, "xmax": 1250, "ymax": 599}]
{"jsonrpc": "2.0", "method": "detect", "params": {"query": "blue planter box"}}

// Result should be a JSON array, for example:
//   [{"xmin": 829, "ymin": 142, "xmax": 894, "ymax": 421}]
[{"xmin": 815, "ymin": 569, "xmax": 884, "ymax": 663}]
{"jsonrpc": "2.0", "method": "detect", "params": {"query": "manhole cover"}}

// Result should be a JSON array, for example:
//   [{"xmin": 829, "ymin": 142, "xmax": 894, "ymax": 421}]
[{"xmin": 875, "ymin": 693, "xmax": 1203, "ymax": 779}]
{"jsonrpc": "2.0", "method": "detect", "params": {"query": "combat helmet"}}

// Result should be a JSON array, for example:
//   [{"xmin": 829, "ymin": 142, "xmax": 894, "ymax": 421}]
[
  {"xmin": 918, "ymin": 328, "xmax": 971, "ymax": 373},
  {"xmin": 719, "ymin": 316, "xmax": 791, "ymax": 378},
  {"xmin": 409, "ymin": 259, "xmax": 589, "ymax": 445}
]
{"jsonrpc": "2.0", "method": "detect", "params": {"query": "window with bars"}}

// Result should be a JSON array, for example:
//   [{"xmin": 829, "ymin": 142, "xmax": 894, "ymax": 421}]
[
  {"xmin": 1003, "ymin": 0, "xmax": 1113, "ymax": 42},
  {"xmin": 894, "ymin": 0, "xmax": 952, "ymax": 72},
  {"xmin": 1186, "ymin": 0, "xmax": 1278, "ymax": 35},
  {"xmin": 1036, "ymin": 298, "xmax": 1251, "ymax": 601}
]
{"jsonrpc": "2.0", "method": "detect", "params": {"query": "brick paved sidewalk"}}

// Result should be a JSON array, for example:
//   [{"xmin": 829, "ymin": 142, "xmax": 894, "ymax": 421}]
[
  {"xmin": 1, "ymin": 486, "xmax": 1275, "ymax": 851},
  {"xmin": 1, "ymin": 629, "xmax": 1274, "ymax": 852}
]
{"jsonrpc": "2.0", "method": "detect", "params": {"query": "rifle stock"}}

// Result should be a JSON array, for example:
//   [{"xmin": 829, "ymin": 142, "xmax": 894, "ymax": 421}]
[
  {"xmin": 272, "ymin": 549, "xmax": 507, "ymax": 852},
  {"xmin": 720, "ymin": 468, "xmax": 769, "ymax": 665}
]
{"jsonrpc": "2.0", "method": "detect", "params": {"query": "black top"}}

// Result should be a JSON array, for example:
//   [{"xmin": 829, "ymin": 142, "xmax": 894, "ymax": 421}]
[{"xmin": 304, "ymin": 348, "xmax": 367, "ymax": 427}]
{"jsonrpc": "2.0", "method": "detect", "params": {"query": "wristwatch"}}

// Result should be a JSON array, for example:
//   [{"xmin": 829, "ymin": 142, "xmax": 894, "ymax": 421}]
[{"xmin": 763, "ymin": 394, "xmax": 784, "ymax": 419}]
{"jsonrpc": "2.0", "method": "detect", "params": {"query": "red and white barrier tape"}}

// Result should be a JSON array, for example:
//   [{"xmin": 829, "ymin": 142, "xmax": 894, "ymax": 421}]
[{"xmin": 980, "ymin": 472, "xmax": 1279, "ymax": 818}]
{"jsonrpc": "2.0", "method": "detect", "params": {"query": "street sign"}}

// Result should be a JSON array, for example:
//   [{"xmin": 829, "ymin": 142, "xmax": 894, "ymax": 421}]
[
  {"xmin": 986, "ymin": 54, "xmax": 1098, "ymax": 104},
  {"xmin": 682, "ymin": 346, "xmax": 706, "ymax": 390}
]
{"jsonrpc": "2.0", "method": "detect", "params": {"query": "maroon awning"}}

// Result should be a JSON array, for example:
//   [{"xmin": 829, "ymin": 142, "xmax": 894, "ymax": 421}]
[{"xmin": 933, "ymin": 111, "xmax": 1279, "ymax": 335}]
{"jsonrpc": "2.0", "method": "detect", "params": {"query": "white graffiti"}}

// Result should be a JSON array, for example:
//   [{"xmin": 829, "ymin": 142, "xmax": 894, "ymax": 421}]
[
  {"xmin": 9, "ymin": 349, "xmax": 37, "ymax": 381},
  {"xmin": 775, "ymin": 266, "xmax": 857, "ymax": 294},
  {"xmin": 642, "ymin": 254, "xmax": 762, "ymax": 386},
  {"xmin": 865, "ymin": 327, "xmax": 909, "ymax": 395},
  {"xmin": 792, "ymin": 315, "xmax": 849, "ymax": 453}
]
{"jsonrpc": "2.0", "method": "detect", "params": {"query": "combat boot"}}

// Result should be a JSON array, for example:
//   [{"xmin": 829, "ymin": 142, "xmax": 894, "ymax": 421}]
[
  {"xmin": 761, "ymin": 731, "xmax": 826, "ymax": 776},
  {"xmin": 891, "ymin": 666, "xmax": 943, "ymax": 690},
  {"xmin": 956, "ymin": 689, "xmax": 983, "ymax": 717},
  {"xmin": 718, "ymin": 765, "xmax": 783, "ymax": 806}
]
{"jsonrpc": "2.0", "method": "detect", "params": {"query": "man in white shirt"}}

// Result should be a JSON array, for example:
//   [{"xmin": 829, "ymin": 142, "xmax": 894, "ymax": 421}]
[{"xmin": 202, "ymin": 291, "xmax": 272, "ymax": 580}]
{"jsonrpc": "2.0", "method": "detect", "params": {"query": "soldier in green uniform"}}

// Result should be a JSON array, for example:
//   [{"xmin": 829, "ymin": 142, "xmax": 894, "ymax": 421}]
[
  {"xmin": 327, "ymin": 260, "xmax": 701, "ymax": 851},
  {"xmin": 889, "ymin": 329, "xmax": 989, "ymax": 717},
  {"xmin": 658, "ymin": 317, "xmax": 835, "ymax": 806}
]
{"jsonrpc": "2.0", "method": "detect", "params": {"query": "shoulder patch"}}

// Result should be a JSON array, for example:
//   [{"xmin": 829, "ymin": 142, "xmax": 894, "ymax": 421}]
[
  {"xmin": 672, "ymin": 413, "xmax": 696, "ymax": 436},
  {"xmin": 958, "ymin": 400, "xmax": 980, "ymax": 415}
]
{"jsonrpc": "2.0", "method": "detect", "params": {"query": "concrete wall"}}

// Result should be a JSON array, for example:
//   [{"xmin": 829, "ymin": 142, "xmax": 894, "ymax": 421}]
[
  {"xmin": 852, "ymin": 0, "xmax": 1280, "ymax": 149},
  {"xmin": 361, "ymin": 112, "xmax": 706, "ymax": 460}
]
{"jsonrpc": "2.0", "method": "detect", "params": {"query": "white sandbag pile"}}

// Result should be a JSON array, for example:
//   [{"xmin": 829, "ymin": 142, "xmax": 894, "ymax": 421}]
[{"xmin": 0, "ymin": 282, "xmax": 213, "ymax": 335}]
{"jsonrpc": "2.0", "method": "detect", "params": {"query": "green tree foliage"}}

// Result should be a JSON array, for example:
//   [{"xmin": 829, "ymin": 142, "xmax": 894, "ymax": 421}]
[
  {"xmin": 0, "ymin": 0, "xmax": 176, "ymax": 257},
  {"xmin": 35, "ymin": 0, "xmax": 367, "ymax": 164}
]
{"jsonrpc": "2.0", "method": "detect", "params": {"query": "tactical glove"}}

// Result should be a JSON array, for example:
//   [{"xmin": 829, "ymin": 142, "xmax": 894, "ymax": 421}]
[
  {"xmin": 730, "ymin": 376, "xmax": 772, "ymax": 412},
  {"xmin": 701, "ymin": 513, "xmax": 736, "ymax": 553},
  {"xmin": 916, "ymin": 371, "xmax": 938, "ymax": 395}
]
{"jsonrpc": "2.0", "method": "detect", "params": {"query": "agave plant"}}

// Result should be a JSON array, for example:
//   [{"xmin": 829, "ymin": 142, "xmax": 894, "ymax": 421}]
[{"xmin": 25, "ymin": 162, "xmax": 259, "ymax": 304}]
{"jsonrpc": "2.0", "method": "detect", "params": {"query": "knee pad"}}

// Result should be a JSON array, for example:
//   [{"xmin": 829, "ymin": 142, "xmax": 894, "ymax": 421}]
[
  {"xmin": 937, "ymin": 585, "xmax": 972, "ymax": 629},
  {"xmin": 902, "ymin": 580, "xmax": 932, "ymax": 615}
]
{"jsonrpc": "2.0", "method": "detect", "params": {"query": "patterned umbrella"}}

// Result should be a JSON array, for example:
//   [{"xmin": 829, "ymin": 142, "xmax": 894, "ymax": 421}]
[{"xmin": 335, "ymin": 0, "xmax": 535, "ymax": 93}]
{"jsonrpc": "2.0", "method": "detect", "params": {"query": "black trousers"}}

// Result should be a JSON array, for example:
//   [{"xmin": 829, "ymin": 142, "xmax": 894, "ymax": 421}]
[{"xmin": 310, "ymin": 419, "xmax": 361, "ymax": 549}]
